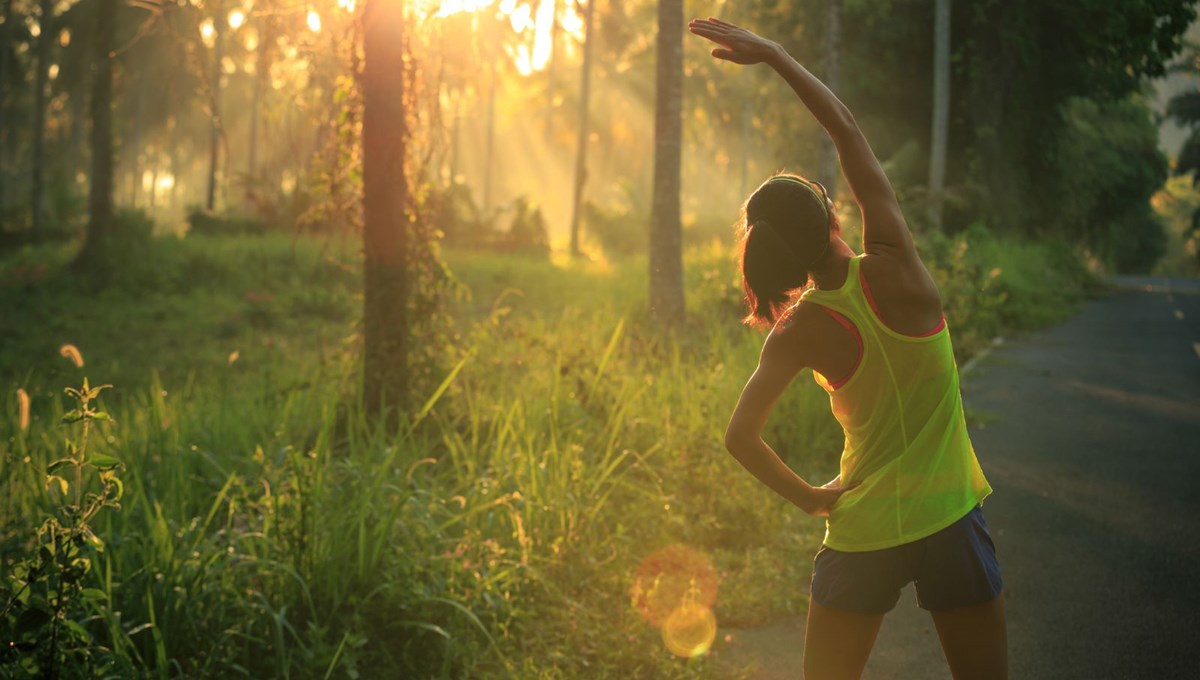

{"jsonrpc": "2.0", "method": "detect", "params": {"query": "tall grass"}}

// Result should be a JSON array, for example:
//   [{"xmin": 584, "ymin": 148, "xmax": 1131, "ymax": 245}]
[{"xmin": 1, "ymin": 230, "xmax": 1095, "ymax": 677}]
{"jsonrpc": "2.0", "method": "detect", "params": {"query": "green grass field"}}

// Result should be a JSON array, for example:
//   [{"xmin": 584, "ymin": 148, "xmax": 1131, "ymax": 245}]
[{"xmin": 0, "ymin": 231, "xmax": 1095, "ymax": 678}]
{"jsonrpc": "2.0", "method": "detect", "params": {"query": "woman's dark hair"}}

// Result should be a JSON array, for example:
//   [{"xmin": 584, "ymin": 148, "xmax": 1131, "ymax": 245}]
[{"xmin": 737, "ymin": 174, "xmax": 835, "ymax": 328}]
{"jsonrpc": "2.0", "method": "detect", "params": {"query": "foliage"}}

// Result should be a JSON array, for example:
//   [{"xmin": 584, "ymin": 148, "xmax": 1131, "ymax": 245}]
[
  {"xmin": 584, "ymin": 199, "xmax": 646, "ymax": 257},
  {"xmin": 959, "ymin": 0, "xmax": 1194, "ymax": 234},
  {"xmin": 1, "ymin": 378, "xmax": 125, "ymax": 679},
  {"xmin": 185, "ymin": 206, "xmax": 271, "ymax": 237},
  {"xmin": 0, "ymin": 232, "xmax": 1095, "ymax": 676},
  {"xmin": 1053, "ymin": 95, "xmax": 1168, "ymax": 273},
  {"xmin": 502, "ymin": 195, "xmax": 551, "ymax": 254},
  {"xmin": 1152, "ymin": 175, "xmax": 1200, "ymax": 276}
]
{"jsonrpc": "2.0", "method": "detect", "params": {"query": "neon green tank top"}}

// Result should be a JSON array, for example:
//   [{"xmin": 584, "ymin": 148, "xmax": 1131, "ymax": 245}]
[{"xmin": 800, "ymin": 255, "xmax": 991, "ymax": 552}]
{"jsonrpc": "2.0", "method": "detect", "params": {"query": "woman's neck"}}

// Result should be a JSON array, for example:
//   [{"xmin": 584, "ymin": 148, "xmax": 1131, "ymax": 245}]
[{"xmin": 810, "ymin": 239, "xmax": 855, "ymax": 290}]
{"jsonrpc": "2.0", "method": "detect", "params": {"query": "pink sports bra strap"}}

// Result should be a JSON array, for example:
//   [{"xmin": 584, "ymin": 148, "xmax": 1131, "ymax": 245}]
[
  {"xmin": 858, "ymin": 264, "xmax": 946, "ymax": 338},
  {"xmin": 815, "ymin": 305, "xmax": 863, "ymax": 390}
]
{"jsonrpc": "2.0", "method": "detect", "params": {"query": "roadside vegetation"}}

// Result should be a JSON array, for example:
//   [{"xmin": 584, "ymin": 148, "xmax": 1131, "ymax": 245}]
[{"xmin": 1, "ymin": 228, "xmax": 1095, "ymax": 677}]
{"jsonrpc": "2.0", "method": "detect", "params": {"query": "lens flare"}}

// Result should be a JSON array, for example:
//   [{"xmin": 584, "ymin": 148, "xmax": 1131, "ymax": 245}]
[
  {"xmin": 630, "ymin": 544, "xmax": 718, "ymax": 656},
  {"xmin": 663, "ymin": 601, "xmax": 717, "ymax": 658}
]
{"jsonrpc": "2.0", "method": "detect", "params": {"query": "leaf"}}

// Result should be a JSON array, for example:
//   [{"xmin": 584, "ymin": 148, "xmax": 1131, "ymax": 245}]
[
  {"xmin": 81, "ymin": 588, "xmax": 108, "ymax": 601},
  {"xmin": 89, "ymin": 411, "xmax": 113, "ymax": 422},
  {"xmin": 46, "ymin": 475, "xmax": 69, "ymax": 496},
  {"xmin": 46, "ymin": 459, "xmax": 75, "ymax": 475},
  {"xmin": 87, "ymin": 454, "xmax": 122, "ymax": 471},
  {"xmin": 86, "ymin": 384, "xmax": 112, "ymax": 400},
  {"xmin": 82, "ymin": 528, "xmax": 105, "ymax": 552},
  {"xmin": 15, "ymin": 605, "xmax": 52, "ymax": 635},
  {"xmin": 64, "ymin": 618, "xmax": 91, "ymax": 641},
  {"xmin": 61, "ymin": 409, "xmax": 84, "ymax": 424},
  {"xmin": 107, "ymin": 476, "xmax": 124, "ymax": 502},
  {"xmin": 395, "ymin": 620, "xmax": 450, "ymax": 639}
]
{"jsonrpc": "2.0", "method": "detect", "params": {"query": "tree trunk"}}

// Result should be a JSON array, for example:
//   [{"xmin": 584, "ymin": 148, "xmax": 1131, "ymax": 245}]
[
  {"xmin": 206, "ymin": 2, "xmax": 223, "ymax": 211},
  {"xmin": 927, "ymin": 0, "xmax": 951, "ymax": 229},
  {"xmin": 129, "ymin": 72, "xmax": 146, "ymax": 207},
  {"xmin": 248, "ymin": 10, "xmax": 270, "ymax": 180},
  {"xmin": 483, "ymin": 49, "xmax": 496, "ymax": 212},
  {"xmin": 649, "ymin": 0, "xmax": 685, "ymax": 323},
  {"xmin": 362, "ymin": 0, "xmax": 409, "ymax": 418},
  {"xmin": 31, "ymin": 0, "xmax": 53, "ymax": 235},
  {"xmin": 0, "ymin": 0, "xmax": 13, "ymax": 211},
  {"xmin": 545, "ymin": 0, "xmax": 558, "ymax": 129},
  {"xmin": 818, "ymin": 0, "xmax": 841, "ymax": 197},
  {"xmin": 77, "ymin": 0, "xmax": 116, "ymax": 264},
  {"xmin": 568, "ymin": 0, "xmax": 595, "ymax": 257}
]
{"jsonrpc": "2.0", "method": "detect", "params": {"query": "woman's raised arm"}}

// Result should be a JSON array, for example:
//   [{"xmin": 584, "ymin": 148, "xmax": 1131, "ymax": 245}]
[{"xmin": 688, "ymin": 18, "xmax": 915, "ymax": 257}]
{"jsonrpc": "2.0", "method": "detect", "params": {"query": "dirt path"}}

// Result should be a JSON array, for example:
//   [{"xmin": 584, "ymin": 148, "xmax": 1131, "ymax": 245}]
[{"xmin": 716, "ymin": 282, "xmax": 1200, "ymax": 679}]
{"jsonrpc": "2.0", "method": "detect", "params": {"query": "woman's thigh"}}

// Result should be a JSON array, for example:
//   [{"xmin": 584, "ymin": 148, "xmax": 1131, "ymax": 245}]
[
  {"xmin": 803, "ymin": 600, "xmax": 885, "ymax": 680},
  {"xmin": 929, "ymin": 594, "xmax": 1008, "ymax": 680}
]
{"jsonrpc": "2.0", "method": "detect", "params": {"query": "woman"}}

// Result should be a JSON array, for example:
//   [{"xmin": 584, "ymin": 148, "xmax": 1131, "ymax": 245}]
[{"xmin": 688, "ymin": 17, "xmax": 1007, "ymax": 680}]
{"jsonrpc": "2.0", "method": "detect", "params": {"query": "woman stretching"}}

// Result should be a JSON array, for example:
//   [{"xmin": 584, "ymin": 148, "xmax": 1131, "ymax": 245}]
[{"xmin": 689, "ymin": 17, "xmax": 1007, "ymax": 680}]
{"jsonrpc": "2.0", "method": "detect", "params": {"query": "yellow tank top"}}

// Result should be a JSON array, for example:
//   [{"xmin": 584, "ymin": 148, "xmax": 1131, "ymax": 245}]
[{"xmin": 800, "ymin": 255, "xmax": 991, "ymax": 552}]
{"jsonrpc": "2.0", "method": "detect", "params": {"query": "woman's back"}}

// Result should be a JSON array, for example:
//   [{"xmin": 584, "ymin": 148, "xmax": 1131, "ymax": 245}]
[{"xmin": 800, "ymin": 255, "xmax": 991, "ymax": 552}]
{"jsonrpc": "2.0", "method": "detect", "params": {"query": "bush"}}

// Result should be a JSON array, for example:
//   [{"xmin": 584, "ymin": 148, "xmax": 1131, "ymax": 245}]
[
  {"xmin": 584, "ymin": 200, "xmax": 645, "ymax": 256},
  {"xmin": 186, "ymin": 207, "xmax": 271, "ymax": 237},
  {"xmin": 498, "ymin": 196, "xmax": 550, "ymax": 254}
]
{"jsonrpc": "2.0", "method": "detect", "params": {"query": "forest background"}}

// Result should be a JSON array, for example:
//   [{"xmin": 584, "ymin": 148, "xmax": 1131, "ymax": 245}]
[{"xmin": 1, "ymin": 0, "xmax": 1199, "ymax": 677}]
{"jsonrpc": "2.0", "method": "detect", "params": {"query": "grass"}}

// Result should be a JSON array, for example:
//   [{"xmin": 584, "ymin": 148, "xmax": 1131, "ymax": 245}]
[{"xmin": 0, "ymin": 229, "xmax": 1095, "ymax": 677}]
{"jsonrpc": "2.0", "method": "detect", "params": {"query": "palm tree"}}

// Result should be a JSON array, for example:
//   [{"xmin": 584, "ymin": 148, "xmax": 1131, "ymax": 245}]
[
  {"xmin": 568, "ymin": 0, "xmax": 595, "ymax": 257},
  {"xmin": 649, "ymin": 0, "xmax": 684, "ymax": 323},
  {"xmin": 76, "ymin": 0, "xmax": 116, "ymax": 266},
  {"xmin": 31, "ymin": 0, "xmax": 54, "ymax": 235},
  {"xmin": 927, "ymin": 0, "xmax": 951, "ymax": 229},
  {"xmin": 362, "ymin": 0, "xmax": 411, "ymax": 417}
]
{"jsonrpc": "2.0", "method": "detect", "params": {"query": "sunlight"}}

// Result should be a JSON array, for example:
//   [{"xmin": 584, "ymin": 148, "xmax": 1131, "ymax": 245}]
[
  {"xmin": 337, "ymin": 0, "xmax": 355, "ymax": 10},
  {"xmin": 58, "ymin": 28, "xmax": 69, "ymax": 47},
  {"xmin": 430, "ymin": 0, "xmax": 494, "ymax": 18},
  {"xmin": 228, "ymin": 9, "xmax": 245, "ymax": 30},
  {"xmin": 306, "ymin": 9, "xmax": 322, "ymax": 33},
  {"xmin": 199, "ymin": 18, "xmax": 215, "ymax": 47},
  {"xmin": 418, "ymin": 1, "xmax": 569, "ymax": 75}
]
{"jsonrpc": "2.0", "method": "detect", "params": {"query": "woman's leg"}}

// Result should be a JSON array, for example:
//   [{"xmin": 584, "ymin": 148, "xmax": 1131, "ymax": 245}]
[
  {"xmin": 803, "ymin": 600, "xmax": 885, "ymax": 680},
  {"xmin": 929, "ymin": 593, "xmax": 1008, "ymax": 680}
]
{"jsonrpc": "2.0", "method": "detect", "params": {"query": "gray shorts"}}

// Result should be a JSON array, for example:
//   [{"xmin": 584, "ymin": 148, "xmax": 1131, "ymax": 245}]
[{"xmin": 809, "ymin": 506, "xmax": 1004, "ymax": 614}]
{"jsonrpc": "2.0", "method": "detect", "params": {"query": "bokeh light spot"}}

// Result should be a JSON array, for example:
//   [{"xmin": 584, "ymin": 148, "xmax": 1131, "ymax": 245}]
[
  {"xmin": 630, "ymin": 544, "xmax": 719, "ymax": 657},
  {"xmin": 663, "ymin": 602, "xmax": 717, "ymax": 658}
]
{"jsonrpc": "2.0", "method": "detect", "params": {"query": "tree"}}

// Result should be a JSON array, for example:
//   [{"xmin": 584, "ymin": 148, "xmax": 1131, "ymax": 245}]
[
  {"xmin": 0, "ymin": 0, "xmax": 13, "ymax": 211},
  {"xmin": 31, "ymin": 0, "xmax": 53, "ymax": 235},
  {"xmin": 362, "ymin": 0, "xmax": 410, "ymax": 417},
  {"xmin": 649, "ymin": 0, "xmax": 683, "ymax": 322},
  {"xmin": 206, "ymin": 0, "xmax": 224, "ymax": 211},
  {"xmin": 568, "ymin": 0, "xmax": 594, "ymax": 257},
  {"xmin": 817, "ymin": 0, "xmax": 841, "ymax": 197},
  {"xmin": 926, "ymin": 0, "xmax": 949, "ymax": 228},
  {"xmin": 76, "ymin": 0, "xmax": 116, "ymax": 265}
]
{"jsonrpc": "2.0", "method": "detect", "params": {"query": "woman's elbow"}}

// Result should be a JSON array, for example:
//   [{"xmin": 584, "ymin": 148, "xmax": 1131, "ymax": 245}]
[{"xmin": 723, "ymin": 428, "xmax": 751, "ymax": 455}]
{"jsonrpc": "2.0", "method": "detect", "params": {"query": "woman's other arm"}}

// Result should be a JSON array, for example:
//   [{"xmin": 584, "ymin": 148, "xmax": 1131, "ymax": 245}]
[
  {"xmin": 724, "ymin": 327, "xmax": 853, "ymax": 517},
  {"xmin": 689, "ymin": 18, "xmax": 916, "ymax": 258}
]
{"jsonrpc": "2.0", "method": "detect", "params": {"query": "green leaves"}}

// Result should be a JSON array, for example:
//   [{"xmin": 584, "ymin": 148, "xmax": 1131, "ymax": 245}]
[{"xmin": 87, "ymin": 454, "xmax": 122, "ymax": 471}]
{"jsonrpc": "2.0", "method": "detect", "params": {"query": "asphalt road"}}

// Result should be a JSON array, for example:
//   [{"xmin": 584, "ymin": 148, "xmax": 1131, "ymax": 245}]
[{"xmin": 719, "ymin": 282, "xmax": 1200, "ymax": 679}]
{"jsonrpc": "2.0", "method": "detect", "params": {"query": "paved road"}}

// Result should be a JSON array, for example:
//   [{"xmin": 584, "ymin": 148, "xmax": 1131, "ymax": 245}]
[{"xmin": 720, "ymin": 284, "xmax": 1200, "ymax": 679}]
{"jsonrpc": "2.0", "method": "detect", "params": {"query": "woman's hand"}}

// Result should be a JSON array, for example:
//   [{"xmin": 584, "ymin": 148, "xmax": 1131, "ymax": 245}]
[
  {"xmin": 688, "ymin": 17, "xmax": 781, "ymax": 65},
  {"xmin": 801, "ymin": 476, "xmax": 858, "ymax": 518}
]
